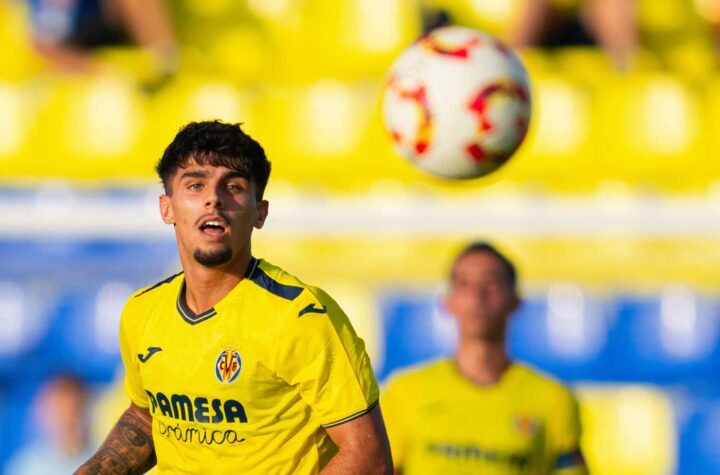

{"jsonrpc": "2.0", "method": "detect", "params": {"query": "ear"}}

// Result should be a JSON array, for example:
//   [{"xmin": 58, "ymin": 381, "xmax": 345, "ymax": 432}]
[
  {"xmin": 159, "ymin": 194, "xmax": 174, "ymax": 225},
  {"xmin": 509, "ymin": 293, "xmax": 521, "ymax": 314},
  {"xmin": 254, "ymin": 199, "xmax": 269, "ymax": 229}
]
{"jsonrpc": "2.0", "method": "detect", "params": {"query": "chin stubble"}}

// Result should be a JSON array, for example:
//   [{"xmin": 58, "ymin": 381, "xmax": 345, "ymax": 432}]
[{"xmin": 193, "ymin": 246, "xmax": 233, "ymax": 267}]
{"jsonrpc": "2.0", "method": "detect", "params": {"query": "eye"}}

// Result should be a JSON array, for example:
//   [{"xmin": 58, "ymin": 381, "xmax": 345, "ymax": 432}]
[
  {"xmin": 227, "ymin": 183, "xmax": 244, "ymax": 192},
  {"xmin": 454, "ymin": 279, "xmax": 468, "ymax": 289},
  {"xmin": 188, "ymin": 183, "xmax": 203, "ymax": 191},
  {"xmin": 484, "ymin": 280, "xmax": 504, "ymax": 292}
]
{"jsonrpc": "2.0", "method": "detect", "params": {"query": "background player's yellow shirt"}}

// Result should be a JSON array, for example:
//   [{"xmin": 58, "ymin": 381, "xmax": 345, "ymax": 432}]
[
  {"xmin": 119, "ymin": 258, "xmax": 379, "ymax": 474},
  {"xmin": 382, "ymin": 360, "xmax": 586, "ymax": 475}
]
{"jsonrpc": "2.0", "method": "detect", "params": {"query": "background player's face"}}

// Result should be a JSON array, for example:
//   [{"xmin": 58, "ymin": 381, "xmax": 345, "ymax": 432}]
[
  {"xmin": 445, "ymin": 251, "xmax": 519, "ymax": 342},
  {"xmin": 159, "ymin": 158, "xmax": 268, "ymax": 268}
]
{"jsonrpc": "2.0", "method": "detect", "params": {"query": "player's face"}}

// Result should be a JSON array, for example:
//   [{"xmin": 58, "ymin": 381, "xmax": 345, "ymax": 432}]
[
  {"xmin": 159, "ymin": 159, "xmax": 268, "ymax": 269},
  {"xmin": 445, "ymin": 251, "xmax": 519, "ymax": 342}
]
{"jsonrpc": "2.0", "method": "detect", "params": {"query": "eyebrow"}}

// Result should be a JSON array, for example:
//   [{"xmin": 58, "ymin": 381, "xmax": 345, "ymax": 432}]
[
  {"xmin": 179, "ymin": 170, "xmax": 208, "ymax": 180},
  {"xmin": 221, "ymin": 170, "xmax": 249, "ymax": 180},
  {"xmin": 178, "ymin": 170, "xmax": 249, "ymax": 181}
]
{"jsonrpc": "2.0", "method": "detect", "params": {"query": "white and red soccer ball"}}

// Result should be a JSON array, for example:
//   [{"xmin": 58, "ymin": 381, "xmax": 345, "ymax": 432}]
[{"xmin": 382, "ymin": 26, "xmax": 531, "ymax": 179}]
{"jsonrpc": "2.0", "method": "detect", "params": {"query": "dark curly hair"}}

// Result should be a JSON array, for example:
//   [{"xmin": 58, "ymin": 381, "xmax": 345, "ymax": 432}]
[{"xmin": 156, "ymin": 121, "xmax": 271, "ymax": 200}]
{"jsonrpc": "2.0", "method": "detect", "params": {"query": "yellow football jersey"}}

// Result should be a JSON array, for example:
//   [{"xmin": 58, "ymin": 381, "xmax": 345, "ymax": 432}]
[
  {"xmin": 381, "ymin": 360, "xmax": 586, "ymax": 475},
  {"xmin": 119, "ymin": 257, "xmax": 379, "ymax": 474}
]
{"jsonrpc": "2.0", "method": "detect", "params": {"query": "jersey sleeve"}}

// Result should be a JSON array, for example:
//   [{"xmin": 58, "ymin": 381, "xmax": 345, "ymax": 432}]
[
  {"xmin": 380, "ymin": 375, "xmax": 410, "ymax": 469},
  {"xmin": 548, "ymin": 386, "xmax": 587, "ymax": 474},
  {"xmin": 118, "ymin": 299, "xmax": 149, "ymax": 409},
  {"xmin": 273, "ymin": 287, "xmax": 379, "ymax": 428}
]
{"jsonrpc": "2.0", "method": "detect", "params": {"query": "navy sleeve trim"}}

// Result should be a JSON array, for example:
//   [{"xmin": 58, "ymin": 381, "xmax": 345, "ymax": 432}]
[
  {"xmin": 134, "ymin": 271, "xmax": 183, "ymax": 298},
  {"xmin": 247, "ymin": 261, "xmax": 304, "ymax": 301},
  {"xmin": 555, "ymin": 449, "xmax": 585, "ymax": 469},
  {"xmin": 321, "ymin": 400, "xmax": 379, "ymax": 429}
]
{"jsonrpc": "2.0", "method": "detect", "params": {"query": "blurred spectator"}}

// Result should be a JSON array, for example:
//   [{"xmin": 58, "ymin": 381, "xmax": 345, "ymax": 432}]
[
  {"xmin": 26, "ymin": 0, "xmax": 177, "ymax": 76},
  {"xmin": 4, "ymin": 374, "xmax": 96, "ymax": 475},
  {"xmin": 506, "ymin": 0, "xmax": 637, "ymax": 71},
  {"xmin": 422, "ymin": 0, "xmax": 636, "ymax": 71}
]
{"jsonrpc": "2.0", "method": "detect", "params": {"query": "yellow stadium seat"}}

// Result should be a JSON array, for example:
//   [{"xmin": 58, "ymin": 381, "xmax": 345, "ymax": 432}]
[
  {"xmin": 252, "ymin": 80, "xmax": 381, "ymax": 192},
  {"xmin": 142, "ymin": 77, "xmax": 258, "ymax": 177},
  {"xmin": 638, "ymin": 0, "xmax": 693, "ymax": 33},
  {"xmin": 517, "ymin": 48, "xmax": 556, "ymax": 80},
  {"xmin": 289, "ymin": 80, "xmax": 371, "ymax": 158},
  {"xmin": 595, "ymin": 73, "xmax": 703, "ymax": 191},
  {"xmin": 0, "ymin": 82, "xmax": 27, "ymax": 160},
  {"xmin": 706, "ymin": 76, "xmax": 720, "ymax": 184},
  {"xmin": 62, "ymin": 77, "xmax": 145, "ymax": 161},
  {"xmin": 185, "ymin": 0, "xmax": 236, "ymax": 19},
  {"xmin": 0, "ymin": 1, "xmax": 44, "ymax": 81},
  {"xmin": 577, "ymin": 385, "xmax": 676, "ymax": 475},
  {"xmin": 248, "ymin": 0, "xmax": 422, "ymax": 81},
  {"xmin": 206, "ymin": 27, "xmax": 268, "ymax": 83},
  {"xmin": 504, "ymin": 75, "xmax": 598, "ymax": 191},
  {"xmin": 14, "ymin": 76, "xmax": 143, "ymax": 179},
  {"xmin": 638, "ymin": 0, "xmax": 718, "ymax": 78},
  {"xmin": 553, "ymin": 48, "xmax": 615, "ymax": 85}
]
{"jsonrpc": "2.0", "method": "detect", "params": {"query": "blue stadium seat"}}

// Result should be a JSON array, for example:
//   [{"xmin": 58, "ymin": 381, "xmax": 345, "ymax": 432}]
[
  {"xmin": 0, "ymin": 239, "xmax": 179, "ymax": 384},
  {"xmin": 673, "ymin": 384, "xmax": 720, "ymax": 474},
  {"xmin": 0, "ymin": 381, "xmax": 39, "ymax": 473},
  {"xmin": 377, "ymin": 291, "xmax": 455, "ymax": 381},
  {"xmin": 508, "ymin": 285, "xmax": 611, "ymax": 382},
  {"xmin": 0, "ymin": 279, "xmax": 57, "ymax": 383},
  {"xmin": 40, "ymin": 284, "xmax": 132, "ymax": 384},
  {"xmin": 606, "ymin": 289, "xmax": 720, "ymax": 383}
]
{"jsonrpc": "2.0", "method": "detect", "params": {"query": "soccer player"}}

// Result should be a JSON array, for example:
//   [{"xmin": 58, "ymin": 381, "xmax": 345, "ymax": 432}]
[
  {"xmin": 75, "ymin": 121, "xmax": 392, "ymax": 474},
  {"xmin": 381, "ymin": 242, "xmax": 587, "ymax": 475}
]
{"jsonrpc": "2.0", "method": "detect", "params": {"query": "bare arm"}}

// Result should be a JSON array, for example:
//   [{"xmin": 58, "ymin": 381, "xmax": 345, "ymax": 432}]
[
  {"xmin": 31, "ymin": 40, "xmax": 96, "ymax": 73},
  {"xmin": 583, "ymin": 0, "xmax": 637, "ymax": 71},
  {"xmin": 113, "ymin": 0, "xmax": 178, "ymax": 72},
  {"xmin": 321, "ymin": 405, "xmax": 393, "ymax": 475},
  {"xmin": 506, "ymin": 0, "xmax": 553, "ymax": 49},
  {"xmin": 75, "ymin": 403, "xmax": 156, "ymax": 475}
]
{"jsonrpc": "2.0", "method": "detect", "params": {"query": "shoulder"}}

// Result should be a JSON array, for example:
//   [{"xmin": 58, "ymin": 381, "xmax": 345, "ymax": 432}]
[
  {"xmin": 245, "ymin": 259, "xmax": 307, "ymax": 303},
  {"xmin": 121, "ymin": 271, "xmax": 183, "ymax": 322},
  {"xmin": 511, "ymin": 362, "xmax": 577, "ymax": 405},
  {"xmin": 131, "ymin": 271, "xmax": 184, "ymax": 301},
  {"xmin": 247, "ymin": 258, "xmax": 342, "ymax": 319}
]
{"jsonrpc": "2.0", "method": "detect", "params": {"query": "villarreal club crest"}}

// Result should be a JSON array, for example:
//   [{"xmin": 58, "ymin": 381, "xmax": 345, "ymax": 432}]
[{"xmin": 216, "ymin": 348, "xmax": 242, "ymax": 384}]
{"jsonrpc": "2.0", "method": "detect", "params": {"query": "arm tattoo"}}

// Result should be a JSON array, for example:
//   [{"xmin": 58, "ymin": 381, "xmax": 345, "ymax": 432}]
[{"xmin": 75, "ymin": 407, "xmax": 156, "ymax": 475}]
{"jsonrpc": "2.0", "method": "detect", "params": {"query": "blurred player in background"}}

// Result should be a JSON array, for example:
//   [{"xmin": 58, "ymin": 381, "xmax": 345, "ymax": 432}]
[
  {"xmin": 382, "ymin": 242, "xmax": 587, "ymax": 474},
  {"xmin": 5, "ymin": 374, "xmax": 96, "ymax": 475},
  {"xmin": 74, "ymin": 120, "xmax": 392, "ymax": 474}
]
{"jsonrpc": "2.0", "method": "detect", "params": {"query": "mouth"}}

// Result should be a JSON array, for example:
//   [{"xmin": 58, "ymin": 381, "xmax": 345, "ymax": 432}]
[{"xmin": 198, "ymin": 217, "xmax": 228, "ymax": 237}]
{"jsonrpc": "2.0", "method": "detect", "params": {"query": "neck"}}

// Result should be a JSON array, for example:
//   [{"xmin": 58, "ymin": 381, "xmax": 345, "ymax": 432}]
[
  {"xmin": 454, "ymin": 336, "xmax": 511, "ymax": 386},
  {"xmin": 180, "ymin": 249, "xmax": 253, "ymax": 315}
]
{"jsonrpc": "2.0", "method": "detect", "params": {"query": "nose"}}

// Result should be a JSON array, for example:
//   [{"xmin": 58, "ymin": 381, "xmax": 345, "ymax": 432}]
[
  {"xmin": 471, "ymin": 287, "xmax": 489, "ymax": 305},
  {"xmin": 205, "ymin": 185, "xmax": 225, "ymax": 209}
]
